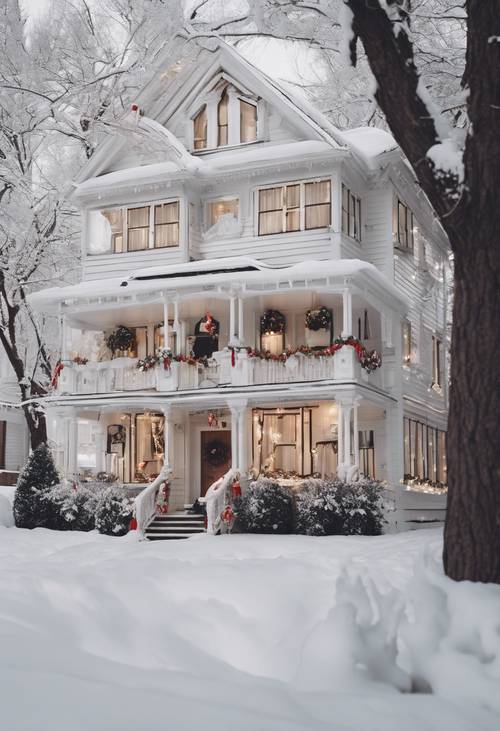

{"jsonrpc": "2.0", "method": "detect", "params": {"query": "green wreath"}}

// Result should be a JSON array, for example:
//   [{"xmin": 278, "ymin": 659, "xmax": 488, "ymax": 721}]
[{"xmin": 204, "ymin": 438, "xmax": 230, "ymax": 467}]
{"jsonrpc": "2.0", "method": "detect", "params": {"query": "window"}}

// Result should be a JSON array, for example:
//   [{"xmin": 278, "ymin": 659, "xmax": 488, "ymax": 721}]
[
  {"xmin": 208, "ymin": 198, "xmax": 239, "ymax": 227},
  {"xmin": 217, "ymin": 87, "xmax": 229, "ymax": 146},
  {"xmin": 258, "ymin": 179, "xmax": 331, "ymax": 236},
  {"xmin": 154, "ymin": 202, "xmax": 179, "ymax": 248},
  {"xmin": 127, "ymin": 207, "xmax": 150, "ymax": 251},
  {"xmin": 359, "ymin": 430, "xmax": 375, "ymax": 478},
  {"xmin": 240, "ymin": 100, "xmax": 257, "ymax": 143},
  {"xmin": 432, "ymin": 335, "xmax": 442, "ymax": 388},
  {"xmin": 341, "ymin": 184, "xmax": 362, "ymax": 241},
  {"xmin": 193, "ymin": 105, "xmax": 207, "ymax": 150},
  {"xmin": 402, "ymin": 321, "xmax": 412, "ymax": 364},
  {"xmin": 404, "ymin": 417, "xmax": 447, "ymax": 485},
  {"xmin": 134, "ymin": 413, "xmax": 164, "ymax": 482},
  {"xmin": 394, "ymin": 198, "xmax": 414, "ymax": 250},
  {"xmin": 100, "ymin": 201, "xmax": 180, "ymax": 254},
  {"xmin": 0, "ymin": 420, "xmax": 5, "ymax": 469}
]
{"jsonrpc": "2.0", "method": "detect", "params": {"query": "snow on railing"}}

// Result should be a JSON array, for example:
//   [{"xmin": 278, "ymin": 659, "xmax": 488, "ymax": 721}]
[
  {"xmin": 203, "ymin": 469, "xmax": 236, "ymax": 535},
  {"xmin": 134, "ymin": 466, "xmax": 172, "ymax": 539}
]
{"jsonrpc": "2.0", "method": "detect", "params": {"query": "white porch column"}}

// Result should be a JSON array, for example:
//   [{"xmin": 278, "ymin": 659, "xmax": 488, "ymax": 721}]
[
  {"xmin": 341, "ymin": 287, "xmax": 353, "ymax": 337},
  {"xmin": 229, "ymin": 295, "xmax": 238, "ymax": 347},
  {"xmin": 237, "ymin": 296, "xmax": 244, "ymax": 345},
  {"xmin": 95, "ymin": 422, "xmax": 106, "ymax": 473},
  {"xmin": 163, "ymin": 297, "xmax": 170, "ymax": 350},
  {"xmin": 228, "ymin": 399, "xmax": 248, "ymax": 472},
  {"xmin": 60, "ymin": 311, "xmax": 69, "ymax": 360},
  {"xmin": 343, "ymin": 403, "xmax": 352, "ymax": 466},
  {"xmin": 67, "ymin": 411, "xmax": 78, "ymax": 478},
  {"xmin": 353, "ymin": 398, "xmax": 360, "ymax": 469},
  {"xmin": 162, "ymin": 405, "xmax": 173, "ymax": 472},
  {"xmin": 337, "ymin": 402, "xmax": 344, "ymax": 473},
  {"xmin": 173, "ymin": 299, "xmax": 181, "ymax": 354}
]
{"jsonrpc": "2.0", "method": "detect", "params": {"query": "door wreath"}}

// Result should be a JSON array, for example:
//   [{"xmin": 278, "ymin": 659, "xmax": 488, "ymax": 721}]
[{"xmin": 204, "ymin": 438, "xmax": 230, "ymax": 467}]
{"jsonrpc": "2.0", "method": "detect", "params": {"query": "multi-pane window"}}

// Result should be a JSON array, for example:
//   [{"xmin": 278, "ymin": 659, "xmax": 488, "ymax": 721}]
[
  {"xmin": 101, "ymin": 202, "xmax": 179, "ymax": 254},
  {"xmin": 258, "ymin": 180, "xmax": 331, "ymax": 236},
  {"xmin": 403, "ymin": 417, "xmax": 447, "ymax": 484},
  {"xmin": 240, "ymin": 100, "xmax": 257, "ymax": 143},
  {"xmin": 402, "ymin": 320, "xmax": 412, "ymax": 364},
  {"xmin": 154, "ymin": 202, "xmax": 179, "ymax": 248},
  {"xmin": 394, "ymin": 198, "xmax": 414, "ymax": 250},
  {"xmin": 193, "ymin": 105, "xmax": 207, "ymax": 150},
  {"xmin": 208, "ymin": 198, "xmax": 239, "ymax": 227},
  {"xmin": 127, "ymin": 207, "xmax": 150, "ymax": 251},
  {"xmin": 432, "ymin": 335, "xmax": 442, "ymax": 388},
  {"xmin": 217, "ymin": 87, "xmax": 229, "ymax": 146},
  {"xmin": 341, "ymin": 184, "xmax": 362, "ymax": 241}
]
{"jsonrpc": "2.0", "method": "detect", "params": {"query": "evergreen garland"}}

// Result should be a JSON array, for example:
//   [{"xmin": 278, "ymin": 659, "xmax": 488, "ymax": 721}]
[
  {"xmin": 305, "ymin": 306, "xmax": 332, "ymax": 331},
  {"xmin": 13, "ymin": 444, "xmax": 59, "ymax": 529},
  {"xmin": 105, "ymin": 325, "xmax": 134, "ymax": 355}
]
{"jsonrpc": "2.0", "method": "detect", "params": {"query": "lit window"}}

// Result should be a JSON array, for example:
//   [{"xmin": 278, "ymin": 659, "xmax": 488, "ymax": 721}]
[
  {"xmin": 394, "ymin": 198, "xmax": 414, "ymax": 250},
  {"xmin": 403, "ymin": 417, "xmax": 447, "ymax": 485},
  {"xmin": 193, "ymin": 105, "xmax": 207, "ymax": 150},
  {"xmin": 154, "ymin": 202, "xmax": 179, "ymax": 248},
  {"xmin": 208, "ymin": 199, "xmax": 239, "ymax": 227},
  {"xmin": 258, "ymin": 180, "xmax": 331, "ymax": 236},
  {"xmin": 341, "ymin": 184, "xmax": 361, "ymax": 241},
  {"xmin": 218, "ymin": 87, "xmax": 229, "ymax": 146},
  {"xmin": 432, "ymin": 335, "xmax": 442, "ymax": 388},
  {"xmin": 240, "ymin": 100, "xmax": 257, "ymax": 143},
  {"xmin": 127, "ymin": 207, "xmax": 150, "ymax": 251},
  {"xmin": 102, "ymin": 208, "xmax": 125, "ymax": 253},
  {"xmin": 402, "ymin": 321, "xmax": 412, "ymax": 364}
]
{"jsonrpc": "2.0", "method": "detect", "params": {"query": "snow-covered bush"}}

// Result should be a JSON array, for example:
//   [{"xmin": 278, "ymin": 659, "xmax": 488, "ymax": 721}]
[
  {"xmin": 13, "ymin": 444, "xmax": 59, "ymax": 528},
  {"xmin": 43, "ymin": 483, "xmax": 99, "ymax": 532},
  {"xmin": 235, "ymin": 478, "xmax": 294, "ymax": 534},
  {"xmin": 295, "ymin": 477, "xmax": 385, "ymax": 536},
  {"xmin": 295, "ymin": 479, "xmax": 344, "ymax": 536},
  {"xmin": 94, "ymin": 486, "xmax": 133, "ymax": 536}
]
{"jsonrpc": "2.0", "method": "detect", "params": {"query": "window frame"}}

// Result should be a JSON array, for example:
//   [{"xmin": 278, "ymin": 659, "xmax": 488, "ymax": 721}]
[
  {"xmin": 341, "ymin": 183, "xmax": 362, "ymax": 242},
  {"xmin": 402, "ymin": 320, "xmax": 412, "ymax": 365},
  {"xmin": 101, "ymin": 198, "xmax": 181, "ymax": 255},
  {"xmin": 193, "ymin": 104, "xmax": 208, "ymax": 151},
  {"xmin": 257, "ymin": 178, "xmax": 332, "ymax": 236},
  {"xmin": 432, "ymin": 334, "xmax": 443, "ymax": 389},
  {"xmin": 239, "ymin": 97, "xmax": 258, "ymax": 144},
  {"xmin": 205, "ymin": 196, "xmax": 240, "ymax": 229},
  {"xmin": 394, "ymin": 198, "xmax": 415, "ymax": 251},
  {"xmin": 403, "ymin": 416, "xmax": 447, "ymax": 484}
]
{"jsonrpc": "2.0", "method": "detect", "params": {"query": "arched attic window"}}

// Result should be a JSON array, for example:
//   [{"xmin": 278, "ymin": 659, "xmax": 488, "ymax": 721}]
[
  {"xmin": 193, "ymin": 105, "xmax": 207, "ymax": 150},
  {"xmin": 217, "ymin": 86, "xmax": 229, "ymax": 146}
]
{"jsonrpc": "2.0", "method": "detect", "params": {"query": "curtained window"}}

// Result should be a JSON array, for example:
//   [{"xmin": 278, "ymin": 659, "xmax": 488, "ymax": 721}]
[
  {"xmin": 217, "ymin": 87, "xmax": 229, "ymax": 146},
  {"xmin": 403, "ymin": 417, "xmax": 447, "ymax": 484},
  {"xmin": 208, "ymin": 198, "xmax": 239, "ymax": 227},
  {"xmin": 154, "ymin": 202, "xmax": 179, "ymax": 248},
  {"xmin": 432, "ymin": 335, "xmax": 442, "ymax": 388},
  {"xmin": 402, "ymin": 320, "xmax": 412, "ymax": 364},
  {"xmin": 0, "ymin": 421, "xmax": 5, "ymax": 469},
  {"xmin": 395, "ymin": 198, "xmax": 414, "ymax": 250},
  {"xmin": 127, "ymin": 207, "xmax": 150, "ymax": 251},
  {"xmin": 240, "ymin": 100, "xmax": 257, "ymax": 143},
  {"xmin": 258, "ymin": 180, "xmax": 331, "ymax": 235},
  {"xmin": 341, "ymin": 184, "xmax": 361, "ymax": 241},
  {"xmin": 193, "ymin": 105, "xmax": 207, "ymax": 150}
]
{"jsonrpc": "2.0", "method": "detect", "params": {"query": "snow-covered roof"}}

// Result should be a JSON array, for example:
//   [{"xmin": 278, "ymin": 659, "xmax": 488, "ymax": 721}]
[
  {"xmin": 339, "ymin": 128, "xmax": 398, "ymax": 169},
  {"xmin": 29, "ymin": 257, "xmax": 408, "ymax": 314}
]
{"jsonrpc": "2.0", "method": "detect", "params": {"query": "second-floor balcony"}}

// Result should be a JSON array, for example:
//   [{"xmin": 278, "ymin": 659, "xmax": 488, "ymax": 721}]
[{"xmin": 31, "ymin": 257, "xmax": 408, "ymax": 401}]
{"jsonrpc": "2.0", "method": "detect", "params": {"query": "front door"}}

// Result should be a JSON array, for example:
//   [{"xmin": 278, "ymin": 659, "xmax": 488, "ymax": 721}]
[{"xmin": 200, "ymin": 430, "xmax": 232, "ymax": 497}]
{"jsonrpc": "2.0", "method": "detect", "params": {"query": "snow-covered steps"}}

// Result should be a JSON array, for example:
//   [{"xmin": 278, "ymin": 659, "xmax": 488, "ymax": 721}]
[{"xmin": 144, "ymin": 512, "xmax": 206, "ymax": 541}]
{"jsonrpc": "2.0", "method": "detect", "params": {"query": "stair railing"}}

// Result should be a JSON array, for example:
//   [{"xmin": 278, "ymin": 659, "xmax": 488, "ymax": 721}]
[
  {"xmin": 134, "ymin": 466, "xmax": 172, "ymax": 540},
  {"xmin": 203, "ymin": 468, "xmax": 236, "ymax": 534}
]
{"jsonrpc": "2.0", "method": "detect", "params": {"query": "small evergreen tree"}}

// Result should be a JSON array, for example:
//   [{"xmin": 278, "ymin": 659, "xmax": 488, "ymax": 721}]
[
  {"xmin": 44, "ymin": 483, "xmax": 99, "ymax": 532},
  {"xmin": 13, "ymin": 444, "xmax": 59, "ymax": 528},
  {"xmin": 236, "ymin": 478, "xmax": 294, "ymax": 534},
  {"xmin": 295, "ymin": 479, "xmax": 344, "ymax": 536}
]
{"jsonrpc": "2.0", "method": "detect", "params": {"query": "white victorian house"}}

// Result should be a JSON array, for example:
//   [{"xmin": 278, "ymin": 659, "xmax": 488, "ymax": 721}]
[{"xmin": 30, "ymin": 40, "xmax": 450, "ymax": 535}]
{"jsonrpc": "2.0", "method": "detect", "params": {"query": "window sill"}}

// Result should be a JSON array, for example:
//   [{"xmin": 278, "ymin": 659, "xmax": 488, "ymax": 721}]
[
  {"xmin": 88, "ymin": 246, "xmax": 181, "ymax": 257},
  {"xmin": 192, "ymin": 139, "xmax": 264, "ymax": 155}
]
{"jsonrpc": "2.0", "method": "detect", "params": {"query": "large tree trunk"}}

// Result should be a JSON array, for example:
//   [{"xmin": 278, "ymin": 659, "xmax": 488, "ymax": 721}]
[
  {"xmin": 443, "ymin": 233, "xmax": 500, "ymax": 582},
  {"xmin": 23, "ymin": 405, "xmax": 48, "ymax": 451}
]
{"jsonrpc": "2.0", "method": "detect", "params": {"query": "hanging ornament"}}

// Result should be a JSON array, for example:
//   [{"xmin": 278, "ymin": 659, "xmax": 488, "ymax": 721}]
[{"xmin": 207, "ymin": 411, "xmax": 218, "ymax": 428}]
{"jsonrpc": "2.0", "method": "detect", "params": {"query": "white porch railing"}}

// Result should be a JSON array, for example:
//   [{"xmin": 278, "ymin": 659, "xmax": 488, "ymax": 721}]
[
  {"xmin": 202, "ymin": 469, "xmax": 236, "ymax": 535},
  {"xmin": 134, "ymin": 466, "xmax": 172, "ymax": 539}
]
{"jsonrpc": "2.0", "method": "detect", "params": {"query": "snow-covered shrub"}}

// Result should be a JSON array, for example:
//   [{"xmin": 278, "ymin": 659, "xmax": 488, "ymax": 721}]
[
  {"xmin": 94, "ymin": 486, "xmax": 133, "ymax": 536},
  {"xmin": 13, "ymin": 444, "xmax": 59, "ymax": 528},
  {"xmin": 43, "ymin": 483, "xmax": 99, "ymax": 532},
  {"xmin": 295, "ymin": 479, "xmax": 344, "ymax": 536},
  {"xmin": 235, "ymin": 478, "xmax": 294, "ymax": 534},
  {"xmin": 295, "ymin": 477, "xmax": 385, "ymax": 536},
  {"xmin": 336, "ymin": 478, "xmax": 385, "ymax": 535}
]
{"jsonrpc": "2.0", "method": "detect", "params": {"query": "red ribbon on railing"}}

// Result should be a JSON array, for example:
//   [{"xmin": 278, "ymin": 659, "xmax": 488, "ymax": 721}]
[{"xmin": 50, "ymin": 360, "xmax": 64, "ymax": 388}]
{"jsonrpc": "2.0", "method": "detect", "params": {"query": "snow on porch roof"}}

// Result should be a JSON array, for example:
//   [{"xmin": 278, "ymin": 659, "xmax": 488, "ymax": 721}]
[{"xmin": 29, "ymin": 257, "xmax": 408, "ymax": 313}]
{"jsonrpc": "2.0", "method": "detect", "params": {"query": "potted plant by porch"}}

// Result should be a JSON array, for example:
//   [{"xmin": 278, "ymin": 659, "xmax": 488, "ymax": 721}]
[{"xmin": 305, "ymin": 306, "xmax": 332, "ymax": 349}]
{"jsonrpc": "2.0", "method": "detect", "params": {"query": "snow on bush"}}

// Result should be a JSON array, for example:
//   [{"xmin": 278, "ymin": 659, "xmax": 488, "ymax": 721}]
[
  {"xmin": 94, "ymin": 486, "xmax": 133, "ymax": 536},
  {"xmin": 13, "ymin": 443, "xmax": 59, "ymax": 528},
  {"xmin": 295, "ymin": 477, "xmax": 385, "ymax": 536},
  {"xmin": 235, "ymin": 477, "xmax": 294, "ymax": 534},
  {"xmin": 43, "ymin": 483, "xmax": 99, "ymax": 532}
]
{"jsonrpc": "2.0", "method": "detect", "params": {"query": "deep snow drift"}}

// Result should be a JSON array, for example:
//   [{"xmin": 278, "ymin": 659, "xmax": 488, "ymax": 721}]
[{"xmin": 0, "ymin": 524, "xmax": 498, "ymax": 731}]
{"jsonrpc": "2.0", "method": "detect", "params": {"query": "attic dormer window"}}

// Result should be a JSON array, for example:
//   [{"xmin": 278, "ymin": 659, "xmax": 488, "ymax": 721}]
[
  {"xmin": 191, "ymin": 74, "xmax": 259, "ymax": 151},
  {"xmin": 193, "ymin": 105, "xmax": 207, "ymax": 150}
]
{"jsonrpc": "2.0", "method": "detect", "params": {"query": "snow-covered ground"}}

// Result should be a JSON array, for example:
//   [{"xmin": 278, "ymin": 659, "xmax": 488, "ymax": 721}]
[{"xmin": 0, "ymin": 518, "xmax": 499, "ymax": 730}]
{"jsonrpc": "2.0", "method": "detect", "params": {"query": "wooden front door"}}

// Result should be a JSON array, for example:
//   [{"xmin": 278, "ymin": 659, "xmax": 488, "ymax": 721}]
[{"xmin": 200, "ymin": 430, "xmax": 232, "ymax": 497}]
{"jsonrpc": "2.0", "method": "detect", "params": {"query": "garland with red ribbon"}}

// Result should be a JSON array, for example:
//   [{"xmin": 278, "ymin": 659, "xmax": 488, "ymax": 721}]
[{"xmin": 50, "ymin": 360, "xmax": 65, "ymax": 388}]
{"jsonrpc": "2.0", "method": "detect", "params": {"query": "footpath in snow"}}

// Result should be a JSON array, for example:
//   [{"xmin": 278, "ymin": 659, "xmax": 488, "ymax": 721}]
[{"xmin": 0, "ymin": 523, "xmax": 499, "ymax": 731}]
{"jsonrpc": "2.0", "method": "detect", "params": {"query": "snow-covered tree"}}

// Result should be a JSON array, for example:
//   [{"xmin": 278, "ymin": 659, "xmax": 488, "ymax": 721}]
[{"xmin": 13, "ymin": 443, "xmax": 59, "ymax": 528}]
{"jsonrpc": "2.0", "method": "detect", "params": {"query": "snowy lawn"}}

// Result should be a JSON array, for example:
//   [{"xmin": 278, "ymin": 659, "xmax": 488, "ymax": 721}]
[{"xmin": 0, "ymin": 525, "xmax": 498, "ymax": 731}]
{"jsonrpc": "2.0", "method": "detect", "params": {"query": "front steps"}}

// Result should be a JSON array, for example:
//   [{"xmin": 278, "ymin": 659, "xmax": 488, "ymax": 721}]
[{"xmin": 144, "ymin": 511, "xmax": 206, "ymax": 541}]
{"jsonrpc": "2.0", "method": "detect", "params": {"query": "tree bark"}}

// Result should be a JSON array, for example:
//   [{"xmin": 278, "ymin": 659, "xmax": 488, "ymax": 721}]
[{"xmin": 345, "ymin": 0, "xmax": 500, "ymax": 582}]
